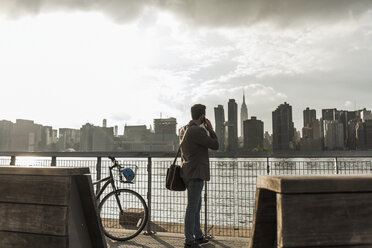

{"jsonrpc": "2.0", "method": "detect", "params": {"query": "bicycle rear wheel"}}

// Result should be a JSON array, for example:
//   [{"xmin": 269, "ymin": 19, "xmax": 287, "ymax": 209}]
[{"xmin": 98, "ymin": 189, "xmax": 148, "ymax": 241}]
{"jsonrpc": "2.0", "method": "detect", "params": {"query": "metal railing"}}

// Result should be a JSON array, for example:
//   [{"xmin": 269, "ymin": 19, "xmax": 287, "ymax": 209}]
[{"xmin": 1, "ymin": 152, "xmax": 372, "ymax": 238}]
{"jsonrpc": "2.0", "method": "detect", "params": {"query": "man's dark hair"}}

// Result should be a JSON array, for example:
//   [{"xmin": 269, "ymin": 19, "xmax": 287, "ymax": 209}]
[{"xmin": 191, "ymin": 104, "xmax": 206, "ymax": 120}]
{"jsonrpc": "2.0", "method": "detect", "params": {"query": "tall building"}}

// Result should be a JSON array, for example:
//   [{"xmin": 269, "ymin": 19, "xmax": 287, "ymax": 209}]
[
  {"xmin": 243, "ymin": 117, "xmax": 263, "ymax": 151},
  {"xmin": 272, "ymin": 102, "xmax": 295, "ymax": 151},
  {"xmin": 322, "ymin": 109, "xmax": 337, "ymax": 121},
  {"xmin": 323, "ymin": 120, "xmax": 344, "ymax": 150},
  {"xmin": 154, "ymin": 118, "xmax": 177, "ymax": 141},
  {"xmin": 263, "ymin": 131, "xmax": 273, "ymax": 151},
  {"xmin": 227, "ymin": 99, "xmax": 238, "ymax": 151},
  {"xmin": 302, "ymin": 108, "xmax": 321, "ymax": 140},
  {"xmin": 0, "ymin": 120, "xmax": 13, "ymax": 151},
  {"xmin": 117, "ymin": 121, "xmax": 178, "ymax": 152},
  {"xmin": 347, "ymin": 120, "xmax": 358, "ymax": 150},
  {"xmin": 300, "ymin": 108, "xmax": 322, "ymax": 151},
  {"xmin": 214, "ymin": 105, "xmax": 225, "ymax": 152},
  {"xmin": 337, "ymin": 110, "xmax": 354, "ymax": 147},
  {"xmin": 361, "ymin": 109, "xmax": 372, "ymax": 121},
  {"xmin": 153, "ymin": 118, "xmax": 178, "ymax": 151},
  {"xmin": 365, "ymin": 120, "xmax": 372, "ymax": 149},
  {"xmin": 10, "ymin": 119, "xmax": 43, "ymax": 152},
  {"xmin": 52, "ymin": 129, "xmax": 58, "ymax": 144},
  {"xmin": 240, "ymin": 93, "xmax": 248, "ymax": 137},
  {"xmin": 40, "ymin": 126, "xmax": 55, "ymax": 151},
  {"xmin": 118, "ymin": 125, "xmax": 154, "ymax": 151},
  {"xmin": 356, "ymin": 120, "xmax": 372, "ymax": 150},
  {"xmin": 303, "ymin": 108, "xmax": 316, "ymax": 127},
  {"xmin": 303, "ymin": 108, "xmax": 315, "ymax": 138},
  {"xmin": 58, "ymin": 128, "xmax": 81, "ymax": 151},
  {"xmin": 80, "ymin": 123, "xmax": 114, "ymax": 151},
  {"xmin": 123, "ymin": 125, "xmax": 152, "ymax": 142},
  {"xmin": 114, "ymin": 125, "xmax": 119, "ymax": 137},
  {"xmin": 321, "ymin": 108, "xmax": 357, "ymax": 149}
]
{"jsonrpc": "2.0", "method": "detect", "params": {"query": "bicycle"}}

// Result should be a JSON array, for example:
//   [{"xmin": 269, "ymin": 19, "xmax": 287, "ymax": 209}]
[{"xmin": 93, "ymin": 156, "xmax": 149, "ymax": 241}]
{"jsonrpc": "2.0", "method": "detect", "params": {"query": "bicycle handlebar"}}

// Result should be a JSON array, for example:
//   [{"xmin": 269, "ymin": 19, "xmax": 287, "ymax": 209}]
[
  {"xmin": 108, "ymin": 156, "xmax": 123, "ymax": 181},
  {"xmin": 108, "ymin": 157, "xmax": 119, "ymax": 167}
]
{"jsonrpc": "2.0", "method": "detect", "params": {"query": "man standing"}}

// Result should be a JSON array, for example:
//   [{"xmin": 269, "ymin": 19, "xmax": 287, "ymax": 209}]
[{"xmin": 180, "ymin": 104, "xmax": 219, "ymax": 248}]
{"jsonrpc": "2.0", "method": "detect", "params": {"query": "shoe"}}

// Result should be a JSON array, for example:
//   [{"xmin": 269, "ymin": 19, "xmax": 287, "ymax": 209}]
[
  {"xmin": 184, "ymin": 242, "xmax": 201, "ymax": 248},
  {"xmin": 196, "ymin": 236, "xmax": 209, "ymax": 245}
]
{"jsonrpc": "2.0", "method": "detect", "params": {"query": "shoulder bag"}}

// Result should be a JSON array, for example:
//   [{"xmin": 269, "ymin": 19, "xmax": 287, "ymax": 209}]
[{"xmin": 166, "ymin": 127, "xmax": 188, "ymax": 191}]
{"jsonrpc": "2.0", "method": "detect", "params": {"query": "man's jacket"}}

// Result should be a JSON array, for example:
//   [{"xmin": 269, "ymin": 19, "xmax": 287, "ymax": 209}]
[{"xmin": 179, "ymin": 120, "xmax": 219, "ymax": 181}]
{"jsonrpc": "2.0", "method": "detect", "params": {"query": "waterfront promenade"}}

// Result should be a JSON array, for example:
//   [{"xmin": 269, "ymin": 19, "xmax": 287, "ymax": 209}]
[
  {"xmin": 106, "ymin": 233, "xmax": 250, "ymax": 248},
  {"xmin": 1, "ymin": 152, "xmax": 371, "ymax": 248}
]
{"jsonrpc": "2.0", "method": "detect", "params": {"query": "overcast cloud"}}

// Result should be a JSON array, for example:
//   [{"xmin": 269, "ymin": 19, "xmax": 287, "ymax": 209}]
[
  {"xmin": 0, "ymin": 1, "xmax": 371, "ymax": 134},
  {"xmin": 2, "ymin": 0, "xmax": 372, "ymax": 26}
]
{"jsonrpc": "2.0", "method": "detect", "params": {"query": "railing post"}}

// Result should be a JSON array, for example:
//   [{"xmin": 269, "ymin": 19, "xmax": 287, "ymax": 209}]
[
  {"xmin": 51, "ymin": 156, "xmax": 57, "ymax": 166},
  {"xmin": 96, "ymin": 157, "xmax": 102, "ymax": 195},
  {"xmin": 334, "ymin": 157, "xmax": 339, "ymax": 174},
  {"xmin": 145, "ymin": 156, "xmax": 153, "ymax": 235},
  {"xmin": 266, "ymin": 157, "xmax": 270, "ymax": 175},
  {"xmin": 10, "ymin": 156, "xmax": 16, "ymax": 166}
]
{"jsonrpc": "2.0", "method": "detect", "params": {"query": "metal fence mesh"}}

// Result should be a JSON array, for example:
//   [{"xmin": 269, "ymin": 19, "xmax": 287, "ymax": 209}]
[
  {"xmin": 150, "ymin": 159, "xmax": 187, "ymax": 233},
  {"xmin": 0, "ymin": 158, "xmax": 10, "ymax": 165}
]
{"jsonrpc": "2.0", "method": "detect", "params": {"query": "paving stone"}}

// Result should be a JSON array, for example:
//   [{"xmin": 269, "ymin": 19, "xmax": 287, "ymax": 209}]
[{"xmin": 106, "ymin": 232, "xmax": 250, "ymax": 248}]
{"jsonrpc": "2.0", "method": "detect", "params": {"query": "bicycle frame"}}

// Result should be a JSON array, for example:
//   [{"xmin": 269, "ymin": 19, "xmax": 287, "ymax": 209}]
[{"xmin": 93, "ymin": 162, "xmax": 124, "ymax": 213}]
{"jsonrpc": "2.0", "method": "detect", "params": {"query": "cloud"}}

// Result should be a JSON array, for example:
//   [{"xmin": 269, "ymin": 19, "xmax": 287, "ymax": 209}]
[
  {"xmin": 2, "ymin": 0, "xmax": 372, "ymax": 27},
  {"xmin": 198, "ymin": 83, "xmax": 287, "ymax": 108},
  {"xmin": 1, "ymin": 1, "xmax": 372, "ymax": 134},
  {"xmin": 166, "ymin": 0, "xmax": 372, "ymax": 27}
]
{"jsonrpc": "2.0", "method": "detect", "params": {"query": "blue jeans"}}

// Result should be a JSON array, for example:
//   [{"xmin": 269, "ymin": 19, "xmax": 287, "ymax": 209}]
[{"xmin": 183, "ymin": 178, "xmax": 204, "ymax": 244}]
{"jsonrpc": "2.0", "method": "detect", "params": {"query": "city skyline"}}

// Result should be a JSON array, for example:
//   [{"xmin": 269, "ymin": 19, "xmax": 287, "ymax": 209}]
[
  {"xmin": 1, "ymin": 1, "xmax": 372, "ymax": 135},
  {"xmin": 0, "ymin": 100, "xmax": 370, "ymax": 135},
  {"xmin": 0, "ymin": 101, "xmax": 371, "ymax": 152},
  {"xmin": 1, "ymin": 100, "xmax": 371, "ymax": 136}
]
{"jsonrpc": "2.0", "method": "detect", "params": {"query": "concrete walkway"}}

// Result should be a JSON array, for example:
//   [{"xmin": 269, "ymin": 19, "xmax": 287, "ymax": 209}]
[{"xmin": 106, "ymin": 232, "xmax": 250, "ymax": 248}]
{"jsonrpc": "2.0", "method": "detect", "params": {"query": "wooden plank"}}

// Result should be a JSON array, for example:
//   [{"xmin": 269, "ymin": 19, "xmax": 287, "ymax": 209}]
[
  {"xmin": 277, "ymin": 192, "xmax": 283, "ymax": 248},
  {"xmin": 68, "ymin": 178, "xmax": 93, "ymax": 248},
  {"xmin": 0, "ymin": 166, "xmax": 90, "ymax": 176},
  {"xmin": 0, "ymin": 203, "xmax": 68, "ymax": 236},
  {"xmin": 0, "ymin": 175, "xmax": 70, "ymax": 205},
  {"xmin": 73, "ymin": 175, "xmax": 107, "ymax": 248},
  {"xmin": 277, "ymin": 193, "xmax": 372, "ymax": 247},
  {"xmin": 258, "ymin": 175, "xmax": 372, "ymax": 193},
  {"xmin": 249, "ymin": 188, "xmax": 277, "ymax": 248},
  {"xmin": 0, "ymin": 231, "xmax": 67, "ymax": 248}
]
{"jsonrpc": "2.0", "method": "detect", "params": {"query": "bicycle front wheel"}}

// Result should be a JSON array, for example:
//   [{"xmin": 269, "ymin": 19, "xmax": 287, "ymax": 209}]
[{"xmin": 98, "ymin": 189, "xmax": 148, "ymax": 241}]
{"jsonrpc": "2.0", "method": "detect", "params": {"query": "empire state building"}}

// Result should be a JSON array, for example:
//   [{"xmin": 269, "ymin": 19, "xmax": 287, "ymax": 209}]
[{"xmin": 241, "ymin": 92, "xmax": 248, "ymax": 137}]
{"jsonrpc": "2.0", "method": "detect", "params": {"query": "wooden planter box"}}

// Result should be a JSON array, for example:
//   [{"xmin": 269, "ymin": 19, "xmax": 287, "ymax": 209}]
[
  {"xmin": 0, "ymin": 166, "xmax": 107, "ymax": 248},
  {"xmin": 250, "ymin": 174, "xmax": 372, "ymax": 248}
]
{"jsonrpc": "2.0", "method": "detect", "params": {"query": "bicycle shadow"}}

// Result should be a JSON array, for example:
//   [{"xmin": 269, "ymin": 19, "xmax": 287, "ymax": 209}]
[
  {"xmin": 106, "ymin": 238, "xmax": 151, "ymax": 248},
  {"xmin": 150, "ymin": 235, "xmax": 175, "ymax": 248},
  {"xmin": 150, "ymin": 235, "xmax": 216, "ymax": 248}
]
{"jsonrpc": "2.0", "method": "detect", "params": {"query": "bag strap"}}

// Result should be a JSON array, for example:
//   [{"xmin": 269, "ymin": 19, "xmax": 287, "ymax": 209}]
[{"xmin": 172, "ymin": 126, "xmax": 189, "ymax": 165}]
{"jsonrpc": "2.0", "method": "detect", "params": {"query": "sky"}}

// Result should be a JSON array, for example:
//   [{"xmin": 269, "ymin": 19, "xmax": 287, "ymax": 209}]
[{"xmin": 1, "ymin": 0, "xmax": 372, "ymax": 135}]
